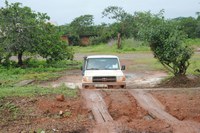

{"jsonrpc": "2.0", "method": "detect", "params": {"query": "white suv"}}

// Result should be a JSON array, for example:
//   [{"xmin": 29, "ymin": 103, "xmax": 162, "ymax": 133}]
[{"xmin": 81, "ymin": 55, "xmax": 126, "ymax": 89}]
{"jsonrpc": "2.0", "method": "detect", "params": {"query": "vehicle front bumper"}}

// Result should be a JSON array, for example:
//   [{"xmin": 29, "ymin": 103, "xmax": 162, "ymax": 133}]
[{"xmin": 82, "ymin": 82, "xmax": 126, "ymax": 89}]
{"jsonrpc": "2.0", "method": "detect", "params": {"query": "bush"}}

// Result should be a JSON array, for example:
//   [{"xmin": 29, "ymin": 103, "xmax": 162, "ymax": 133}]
[{"xmin": 146, "ymin": 21, "xmax": 193, "ymax": 76}]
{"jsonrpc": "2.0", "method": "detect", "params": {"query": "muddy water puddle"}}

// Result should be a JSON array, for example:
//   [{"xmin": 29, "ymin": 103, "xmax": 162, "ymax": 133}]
[
  {"xmin": 125, "ymin": 71, "xmax": 168, "ymax": 88},
  {"xmin": 41, "ymin": 70, "xmax": 168, "ymax": 89}
]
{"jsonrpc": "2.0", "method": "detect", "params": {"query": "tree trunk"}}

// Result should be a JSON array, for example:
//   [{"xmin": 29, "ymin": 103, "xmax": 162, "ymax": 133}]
[
  {"xmin": 117, "ymin": 32, "xmax": 121, "ymax": 49},
  {"xmin": 18, "ymin": 52, "xmax": 23, "ymax": 66}
]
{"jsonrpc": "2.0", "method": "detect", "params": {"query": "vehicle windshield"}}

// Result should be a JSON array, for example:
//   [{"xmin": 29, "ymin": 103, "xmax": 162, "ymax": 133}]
[{"xmin": 86, "ymin": 58, "xmax": 120, "ymax": 70}]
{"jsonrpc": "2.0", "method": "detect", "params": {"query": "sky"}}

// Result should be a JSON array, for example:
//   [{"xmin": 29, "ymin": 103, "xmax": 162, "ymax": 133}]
[{"xmin": 0, "ymin": 0, "xmax": 199, "ymax": 25}]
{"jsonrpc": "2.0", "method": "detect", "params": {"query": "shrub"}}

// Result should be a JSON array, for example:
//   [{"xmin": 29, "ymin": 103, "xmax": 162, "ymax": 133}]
[{"xmin": 148, "ymin": 21, "xmax": 193, "ymax": 76}]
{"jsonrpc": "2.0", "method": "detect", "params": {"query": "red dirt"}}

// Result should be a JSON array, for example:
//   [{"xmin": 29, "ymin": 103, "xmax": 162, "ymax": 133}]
[
  {"xmin": 0, "ymin": 95, "xmax": 93, "ymax": 133},
  {"xmin": 130, "ymin": 89, "xmax": 200, "ymax": 133},
  {"xmin": 3, "ymin": 53, "xmax": 200, "ymax": 132},
  {"xmin": 101, "ymin": 90, "xmax": 173, "ymax": 133},
  {"xmin": 157, "ymin": 75, "xmax": 200, "ymax": 88},
  {"xmin": 151, "ymin": 89, "xmax": 200, "ymax": 123}
]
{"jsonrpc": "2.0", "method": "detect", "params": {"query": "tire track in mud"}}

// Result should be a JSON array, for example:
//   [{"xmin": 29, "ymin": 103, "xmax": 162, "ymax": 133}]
[
  {"xmin": 129, "ymin": 89, "xmax": 200, "ymax": 133},
  {"xmin": 81, "ymin": 89, "xmax": 116, "ymax": 133},
  {"xmin": 81, "ymin": 89, "xmax": 200, "ymax": 133}
]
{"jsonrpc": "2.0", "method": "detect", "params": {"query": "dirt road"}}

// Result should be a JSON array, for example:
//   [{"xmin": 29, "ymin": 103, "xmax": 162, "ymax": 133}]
[
  {"xmin": 81, "ymin": 89, "xmax": 116, "ymax": 133},
  {"xmin": 38, "ymin": 53, "xmax": 200, "ymax": 133},
  {"xmin": 79, "ymin": 88, "xmax": 200, "ymax": 133},
  {"xmin": 129, "ymin": 89, "xmax": 200, "ymax": 133}
]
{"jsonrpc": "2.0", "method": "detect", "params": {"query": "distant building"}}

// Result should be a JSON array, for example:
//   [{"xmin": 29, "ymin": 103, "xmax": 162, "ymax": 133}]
[{"xmin": 79, "ymin": 35, "xmax": 91, "ymax": 46}]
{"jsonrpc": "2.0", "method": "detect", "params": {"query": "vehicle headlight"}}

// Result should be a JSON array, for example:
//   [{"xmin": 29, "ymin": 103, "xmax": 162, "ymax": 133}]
[
  {"xmin": 82, "ymin": 76, "xmax": 92, "ymax": 82},
  {"xmin": 117, "ymin": 76, "xmax": 126, "ymax": 82}
]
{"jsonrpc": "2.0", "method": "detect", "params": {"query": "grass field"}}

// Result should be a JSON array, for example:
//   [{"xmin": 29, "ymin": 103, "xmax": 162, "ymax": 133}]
[
  {"xmin": 187, "ymin": 54, "xmax": 200, "ymax": 75},
  {"xmin": 0, "ymin": 85, "xmax": 78, "ymax": 98},
  {"xmin": 0, "ymin": 38, "xmax": 200, "ymax": 98},
  {"xmin": 74, "ymin": 38, "xmax": 200, "ymax": 75},
  {"xmin": 73, "ymin": 39, "xmax": 150, "ymax": 53},
  {"xmin": 0, "ymin": 60, "xmax": 80, "ymax": 98}
]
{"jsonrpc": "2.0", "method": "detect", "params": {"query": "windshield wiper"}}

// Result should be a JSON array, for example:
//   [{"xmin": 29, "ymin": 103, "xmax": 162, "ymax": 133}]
[{"xmin": 87, "ymin": 68, "xmax": 99, "ymax": 70}]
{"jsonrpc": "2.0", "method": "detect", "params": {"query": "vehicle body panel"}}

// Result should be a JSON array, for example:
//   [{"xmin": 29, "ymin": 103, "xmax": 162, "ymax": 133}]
[{"xmin": 82, "ymin": 55, "xmax": 126, "ymax": 89}]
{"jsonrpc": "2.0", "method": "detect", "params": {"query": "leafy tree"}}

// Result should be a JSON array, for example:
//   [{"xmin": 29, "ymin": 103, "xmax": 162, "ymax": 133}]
[
  {"xmin": 35, "ymin": 23, "xmax": 74, "ymax": 62},
  {"xmin": 102, "ymin": 6, "xmax": 135, "ymax": 48},
  {"xmin": 58, "ymin": 24, "xmax": 72, "ymax": 35},
  {"xmin": 195, "ymin": 13, "xmax": 200, "ymax": 38},
  {"xmin": 195, "ymin": 21, "xmax": 200, "ymax": 38},
  {"xmin": 134, "ymin": 11, "xmax": 164, "ymax": 40},
  {"xmin": 70, "ymin": 14, "xmax": 95, "ymax": 36},
  {"xmin": 0, "ymin": 1, "xmax": 73, "ymax": 66},
  {"xmin": 173, "ymin": 17, "xmax": 197, "ymax": 38},
  {"xmin": 90, "ymin": 23, "xmax": 117, "ymax": 44},
  {"xmin": 0, "ymin": 1, "xmax": 40, "ymax": 65},
  {"xmin": 137, "ymin": 11, "xmax": 193, "ymax": 76},
  {"xmin": 61, "ymin": 14, "xmax": 96, "ymax": 46},
  {"xmin": 102, "ymin": 6, "xmax": 130, "ymax": 22}
]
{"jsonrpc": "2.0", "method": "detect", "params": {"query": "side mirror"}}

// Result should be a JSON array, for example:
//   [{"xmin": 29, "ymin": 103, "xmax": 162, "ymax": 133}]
[{"xmin": 121, "ymin": 65, "xmax": 126, "ymax": 70}]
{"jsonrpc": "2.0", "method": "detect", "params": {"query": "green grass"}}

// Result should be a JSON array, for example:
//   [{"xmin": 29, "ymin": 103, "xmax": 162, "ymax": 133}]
[
  {"xmin": 0, "ymin": 85, "xmax": 78, "ymax": 98},
  {"xmin": 0, "ymin": 67, "xmax": 62, "ymax": 86},
  {"xmin": 125, "ymin": 51, "xmax": 200, "ymax": 76},
  {"xmin": 0, "ymin": 85, "xmax": 78, "ymax": 123},
  {"xmin": 0, "ymin": 38, "xmax": 199, "ymax": 101},
  {"xmin": 74, "ymin": 39, "xmax": 150, "ymax": 53},
  {"xmin": 187, "ymin": 53, "xmax": 200, "ymax": 75},
  {"xmin": 0, "ymin": 101, "xmax": 20, "ymax": 121},
  {"xmin": 0, "ymin": 60, "xmax": 81, "ymax": 87},
  {"xmin": 185, "ymin": 38, "xmax": 200, "ymax": 47},
  {"xmin": 132, "ymin": 52, "xmax": 200, "ymax": 75},
  {"xmin": 74, "ymin": 38, "xmax": 200, "ymax": 54},
  {"xmin": 0, "ymin": 59, "xmax": 79, "ymax": 100},
  {"xmin": 74, "ymin": 38, "xmax": 200, "ymax": 76},
  {"xmin": 129, "ymin": 58, "xmax": 165, "ymax": 72},
  {"xmin": 121, "ymin": 39, "xmax": 150, "ymax": 51}
]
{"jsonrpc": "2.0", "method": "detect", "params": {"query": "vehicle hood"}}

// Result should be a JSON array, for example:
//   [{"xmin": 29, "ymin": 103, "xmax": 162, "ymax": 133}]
[{"xmin": 84, "ymin": 70, "xmax": 124, "ymax": 77}]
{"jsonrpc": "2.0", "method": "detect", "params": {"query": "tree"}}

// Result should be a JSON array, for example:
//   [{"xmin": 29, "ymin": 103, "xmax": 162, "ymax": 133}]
[
  {"xmin": 65, "ymin": 14, "xmax": 96, "ymax": 45},
  {"xmin": 137, "ymin": 11, "xmax": 193, "ymax": 76},
  {"xmin": 102, "ymin": 6, "xmax": 129, "ymax": 22},
  {"xmin": 173, "ymin": 17, "xmax": 198, "ymax": 38},
  {"xmin": 90, "ymin": 23, "xmax": 116, "ymax": 44},
  {"xmin": 70, "ymin": 14, "xmax": 95, "ymax": 36},
  {"xmin": 0, "ymin": 1, "xmax": 40, "ymax": 65},
  {"xmin": 0, "ymin": 1, "xmax": 73, "ymax": 66},
  {"xmin": 134, "ymin": 11, "xmax": 164, "ymax": 40},
  {"xmin": 102, "ymin": 6, "xmax": 134, "ymax": 49},
  {"xmin": 35, "ymin": 23, "xmax": 74, "ymax": 62}
]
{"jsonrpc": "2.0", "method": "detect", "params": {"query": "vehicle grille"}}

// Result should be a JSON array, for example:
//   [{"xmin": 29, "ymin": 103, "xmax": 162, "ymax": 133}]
[{"xmin": 93, "ymin": 76, "xmax": 116, "ymax": 82}]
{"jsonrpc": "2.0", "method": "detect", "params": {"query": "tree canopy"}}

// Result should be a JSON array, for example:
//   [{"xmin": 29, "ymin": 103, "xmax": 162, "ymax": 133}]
[
  {"xmin": 70, "ymin": 14, "xmax": 95, "ymax": 36},
  {"xmin": 0, "ymin": 1, "xmax": 73, "ymax": 66},
  {"xmin": 136, "ymin": 11, "xmax": 193, "ymax": 76}
]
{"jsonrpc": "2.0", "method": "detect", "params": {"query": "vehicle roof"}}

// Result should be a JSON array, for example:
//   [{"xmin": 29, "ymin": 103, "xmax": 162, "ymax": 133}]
[{"xmin": 86, "ymin": 55, "xmax": 119, "ymax": 59}]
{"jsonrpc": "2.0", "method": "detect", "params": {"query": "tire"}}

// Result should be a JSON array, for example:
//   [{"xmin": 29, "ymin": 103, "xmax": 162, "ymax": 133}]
[{"xmin": 121, "ymin": 85, "xmax": 126, "ymax": 89}]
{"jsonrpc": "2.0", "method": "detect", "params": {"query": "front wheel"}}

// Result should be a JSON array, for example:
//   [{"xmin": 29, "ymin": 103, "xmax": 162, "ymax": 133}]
[{"xmin": 120, "ymin": 85, "xmax": 126, "ymax": 89}]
